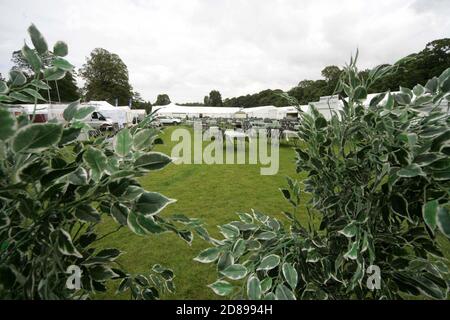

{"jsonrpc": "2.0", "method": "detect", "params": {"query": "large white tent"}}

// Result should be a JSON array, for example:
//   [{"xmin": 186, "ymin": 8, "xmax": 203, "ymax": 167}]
[
  {"xmin": 308, "ymin": 95, "xmax": 344, "ymax": 120},
  {"xmin": 154, "ymin": 104, "xmax": 240, "ymax": 118},
  {"xmin": 241, "ymin": 106, "xmax": 279, "ymax": 119}
]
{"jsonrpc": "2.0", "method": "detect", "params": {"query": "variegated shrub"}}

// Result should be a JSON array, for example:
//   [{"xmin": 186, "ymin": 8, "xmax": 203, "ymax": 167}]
[{"xmin": 197, "ymin": 56, "xmax": 450, "ymax": 300}]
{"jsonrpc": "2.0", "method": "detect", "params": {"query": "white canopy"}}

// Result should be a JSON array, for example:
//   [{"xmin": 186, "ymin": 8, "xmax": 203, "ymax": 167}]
[
  {"xmin": 242, "ymin": 106, "xmax": 279, "ymax": 119},
  {"xmin": 155, "ymin": 104, "xmax": 240, "ymax": 118}
]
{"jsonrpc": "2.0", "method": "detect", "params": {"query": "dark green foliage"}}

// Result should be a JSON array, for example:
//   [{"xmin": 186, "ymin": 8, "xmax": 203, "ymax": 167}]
[
  {"xmin": 0, "ymin": 25, "xmax": 200, "ymax": 300},
  {"xmin": 10, "ymin": 50, "xmax": 80, "ymax": 103},
  {"xmin": 198, "ymin": 57, "xmax": 450, "ymax": 300},
  {"xmin": 207, "ymin": 90, "xmax": 223, "ymax": 106},
  {"xmin": 79, "ymin": 48, "xmax": 133, "ymax": 106},
  {"xmin": 154, "ymin": 94, "xmax": 171, "ymax": 106}
]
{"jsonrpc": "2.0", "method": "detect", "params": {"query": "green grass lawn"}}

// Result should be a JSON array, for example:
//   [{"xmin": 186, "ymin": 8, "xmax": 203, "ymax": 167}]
[
  {"xmin": 95, "ymin": 125, "xmax": 450, "ymax": 300},
  {"xmin": 95, "ymin": 125, "xmax": 306, "ymax": 299}
]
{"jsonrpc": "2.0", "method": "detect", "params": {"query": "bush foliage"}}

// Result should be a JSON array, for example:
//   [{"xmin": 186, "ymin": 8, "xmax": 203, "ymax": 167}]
[
  {"xmin": 198, "ymin": 56, "xmax": 450, "ymax": 299},
  {"xmin": 0, "ymin": 25, "xmax": 208, "ymax": 299}
]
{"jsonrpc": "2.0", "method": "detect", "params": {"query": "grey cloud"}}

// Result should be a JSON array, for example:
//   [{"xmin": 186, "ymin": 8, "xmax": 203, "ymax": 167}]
[{"xmin": 1, "ymin": 0, "xmax": 449, "ymax": 102}]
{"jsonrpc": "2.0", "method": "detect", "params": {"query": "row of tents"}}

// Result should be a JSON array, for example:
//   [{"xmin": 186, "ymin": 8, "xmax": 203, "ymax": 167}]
[
  {"xmin": 9, "ymin": 93, "xmax": 449, "ymax": 126},
  {"xmin": 9, "ymin": 101, "xmax": 147, "ymax": 127},
  {"xmin": 155, "ymin": 92, "xmax": 449, "ymax": 120}
]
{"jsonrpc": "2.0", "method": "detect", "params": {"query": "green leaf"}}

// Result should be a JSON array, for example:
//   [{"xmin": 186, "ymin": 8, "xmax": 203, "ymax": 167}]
[
  {"xmin": 21, "ymin": 43, "xmax": 42, "ymax": 73},
  {"xmin": 59, "ymin": 127, "xmax": 81, "ymax": 145},
  {"xmin": 231, "ymin": 238, "xmax": 246, "ymax": 258},
  {"xmin": 194, "ymin": 247, "xmax": 221, "ymax": 263},
  {"xmin": 413, "ymin": 84, "xmax": 425, "ymax": 96},
  {"xmin": 219, "ymin": 224, "xmax": 240, "ymax": 239},
  {"xmin": 110, "ymin": 203, "xmax": 129, "ymax": 226},
  {"xmin": 30, "ymin": 79, "xmax": 51, "ymax": 90},
  {"xmin": 12, "ymin": 123, "xmax": 63, "ymax": 153},
  {"xmin": 369, "ymin": 92, "xmax": 386, "ymax": 107},
  {"xmin": 82, "ymin": 146, "xmax": 108, "ymax": 182},
  {"xmin": 137, "ymin": 214, "xmax": 166, "ymax": 234},
  {"xmin": 315, "ymin": 117, "xmax": 327, "ymax": 129},
  {"xmin": 136, "ymin": 191, "xmax": 175, "ymax": 216},
  {"xmin": 217, "ymin": 252, "xmax": 234, "ymax": 271},
  {"xmin": 339, "ymin": 222, "xmax": 358, "ymax": 238},
  {"xmin": 395, "ymin": 93, "xmax": 411, "ymax": 105},
  {"xmin": 21, "ymin": 88, "xmax": 46, "ymax": 101},
  {"xmin": 354, "ymin": 86, "xmax": 367, "ymax": 100},
  {"xmin": 74, "ymin": 106, "xmax": 95, "ymax": 120},
  {"xmin": 52, "ymin": 57, "xmax": 74, "ymax": 71},
  {"xmin": 28, "ymin": 24, "xmax": 48, "ymax": 54},
  {"xmin": 133, "ymin": 128, "xmax": 157, "ymax": 150},
  {"xmin": 114, "ymin": 128, "xmax": 132, "ymax": 157},
  {"xmin": 43, "ymin": 67, "xmax": 66, "ymax": 81},
  {"xmin": 425, "ymin": 77, "xmax": 438, "ymax": 93},
  {"xmin": 67, "ymin": 167, "xmax": 88, "ymax": 185},
  {"xmin": 247, "ymin": 276, "xmax": 262, "ymax": 300},
  {"xmin": 257, "ymin": 254, "xmax": 281, "ymax": 271},
  {"xmin": 344, "ymin": 241, "xmax": 358, "ymax": 260},
  {"xmin": 282, "ymin": 263, "xmax": 298, "ymax": 289},
  {"xmin": 0, "ymin": 109, "xmax": 15, "ymax": 140},
  {"xmin": 75, "ymin": 204, "xmax": 100, "ymax": 223},
  {"xmin": 397, "ymin": 164, "xmax": 424, "ymax": 178},
  {"xmin": 423, "ymin": 200, "xmax": 438, "ymax": 231},
  {"xmin": 89, "ymin": 265, "xmax": 118, "ymax": 281},
  {"xmin": 436, "ymin": 206, "xmax": 450, "ymax": 238},
  {"xmin": 134, "ymin": 152, "xmax": 172, "ymax": 171},
  {"xmin": 413, "ymin": 153, "xmax": 441, "ymax": 166},
  {"xmin": 126, "ymin": 211, "xmax": 146, "ymax": 235},
  {"xmin": 220, "ymin": 264, "xmax": 248, "ymax": 280},
  {"xmin": 63, "ymin": 100, "xmax": 80, "ymax": 121},
  {"xmin": 9, "ymin": 91, "xmax": 34, "ymax": 103},
  {"xmin": 9, "ymin": 70, "xmax": 26, "ymax": 87},
  {"xmin": 53, "ymin": 41, "xmax": 68, "ymax": 57},
  {"xmin": 0, "ymin": 81, "xmax": 8, "ymax": 94},
  {"xmin": 275, "ymin": 284, "xmax": 296, "ymax": 300},
  {"xmin": 255, "ymin": 231, "xmax": 277, "ymax": 240},
  {"xmin": 208, "ymin": 280, "xmax": 234, "ymax": 296},
  {"xmin": 57, "ymin": 229, "xmax": 82, "ymax": 258},
  {"xmin": 260, "ymin": 277, "xmax": 273, "ymax": 293}
]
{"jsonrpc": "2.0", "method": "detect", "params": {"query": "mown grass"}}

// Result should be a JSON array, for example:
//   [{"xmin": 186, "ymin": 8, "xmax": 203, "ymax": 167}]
[
  {"xmin": 95, "ymin": 125, "xmax": 450, "ymax": 300},
  {"xmin": 95, "ymin": 125, "xmax": 307, "ymax": 299}
]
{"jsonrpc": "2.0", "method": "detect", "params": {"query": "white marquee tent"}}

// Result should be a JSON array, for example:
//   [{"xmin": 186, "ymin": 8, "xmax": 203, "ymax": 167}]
[
  {"xmin": 154, "ymin": 104, "xmax": 240, "ymax": 118},
  {"xmin": 241, "ymin": 106, "xmax": 279, "ymax": 119}
]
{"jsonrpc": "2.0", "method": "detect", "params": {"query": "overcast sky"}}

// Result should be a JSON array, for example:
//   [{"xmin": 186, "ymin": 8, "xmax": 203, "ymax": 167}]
[{"xmin": 0, "ymin": 0, "xmax": 449, "ymax": 103}]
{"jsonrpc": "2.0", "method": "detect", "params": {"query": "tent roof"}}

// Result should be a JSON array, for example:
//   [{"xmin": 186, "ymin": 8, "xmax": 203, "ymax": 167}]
[{"xmin": 155, "ymin": 104, "xmax": 240, "ymax": 114}]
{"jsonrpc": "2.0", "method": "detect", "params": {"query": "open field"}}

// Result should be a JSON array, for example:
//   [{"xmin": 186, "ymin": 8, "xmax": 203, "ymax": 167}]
[
  {"xmin": 95, "ymin": 125, "xmax": 450, "ymax": 300},
  {"xmin": 95, "ymin": 125, "xmax": 308, "ymax": 299}
]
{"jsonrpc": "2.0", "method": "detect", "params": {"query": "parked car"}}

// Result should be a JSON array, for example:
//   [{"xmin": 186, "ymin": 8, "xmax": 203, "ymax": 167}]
[
  {"xmin": 155, "ymin": 116, "xmax": 182, "ymax": 126},
  {"xmin": 80, "ymin": 111, "xmax": 117, "ymax": 131}
]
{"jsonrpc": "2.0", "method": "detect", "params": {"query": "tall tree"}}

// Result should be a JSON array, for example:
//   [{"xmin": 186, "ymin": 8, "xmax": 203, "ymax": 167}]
[
  {"xmin": 79, "ymin": 48, "xmax": 133, "ymax": 105},
  {"xmin": 131, "ymin": 91, "xmax": 152, "ymax": 114},
  {"xmin": 10, "ymin": 50, "xmax": 80, "ymax": 102},
  {"xmin": 154, "ymin": 94, "xmax": 171, "ymax": 106},
  {"xmin": 208, "ymin": 90, "xmax": 223, "ymax": 106},
  {"xmin": 204, "ymin": 95, "xmax": 210, "ymax": 105}
]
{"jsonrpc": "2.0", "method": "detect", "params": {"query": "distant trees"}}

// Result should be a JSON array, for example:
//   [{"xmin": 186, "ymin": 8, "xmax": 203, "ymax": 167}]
[
  {"xmin": 222, "ymin": 38, "xmax": 450, "ymax": 107},
  {"xmin": 154, "ymin": 94, "xmax": 171, "ymax": 106},
  {"xmin": 203, "ymin": 95, "xmax": 210, "ymax": 105},
  {"xmin": 10, "ymin": 49, "xmax": 80, "ymax": 102},
  {"xmin": 131, "ymin": 91, "xmax": 152, "ymax": 114},
  {"xmin": 79, "ymin": 48, "xmax": 133, "ymax": 105},
  {"xmin": 208, "ymin": 90, "xmax": 222, "ymax": 106}
]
